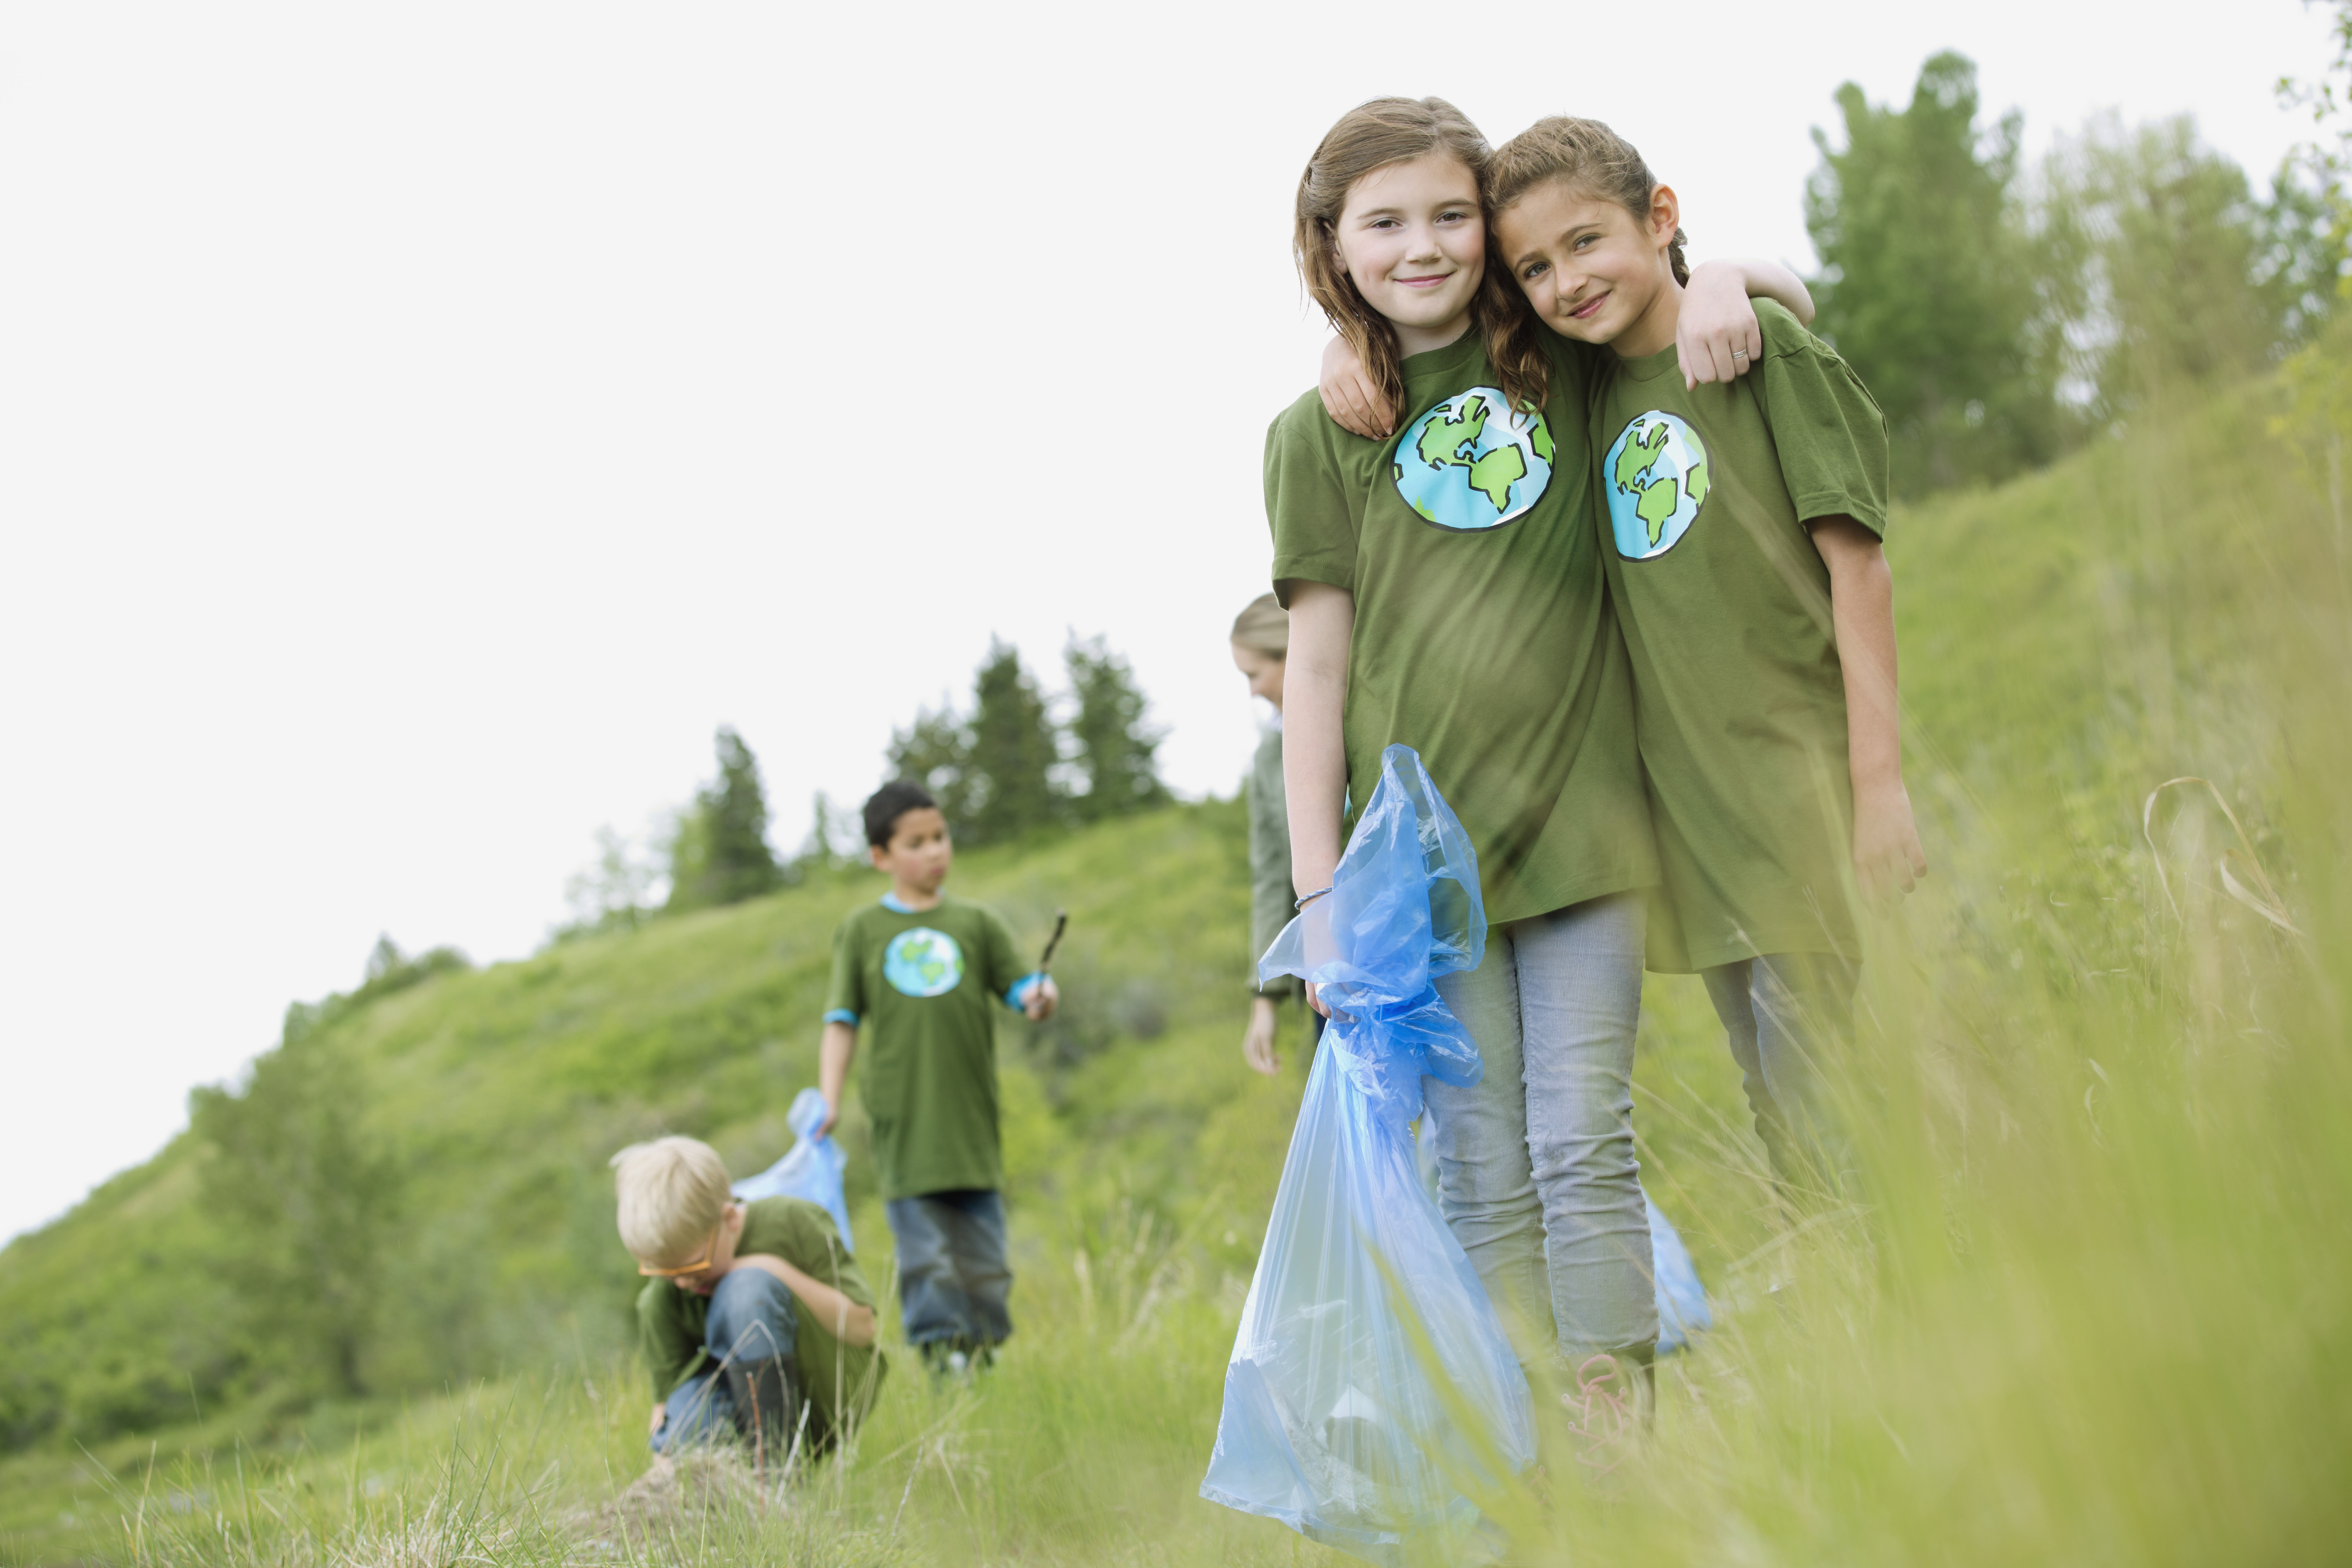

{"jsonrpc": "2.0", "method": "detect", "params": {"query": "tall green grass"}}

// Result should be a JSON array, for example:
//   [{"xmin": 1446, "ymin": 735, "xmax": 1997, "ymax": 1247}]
[{"xmin": 7, "ymin": 349, "xmax": 2351, "ymax": 1566}]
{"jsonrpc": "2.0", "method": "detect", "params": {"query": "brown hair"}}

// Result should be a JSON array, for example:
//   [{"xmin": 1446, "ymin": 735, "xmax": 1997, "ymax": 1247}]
[
  {"xmin": 1294, "ymin": 97, "xmax": 1548, "ymax": 418},
  {"xmin": 1230, "ymin": 592, "xmax": 1288, "ymax": 659},
  {"xmin": 1488, "ymin": 117, "xmax": 1690, "ymax": 287}
]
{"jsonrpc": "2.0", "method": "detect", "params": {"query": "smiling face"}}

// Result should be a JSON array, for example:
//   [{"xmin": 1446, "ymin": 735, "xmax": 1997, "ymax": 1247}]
[
  {"xmin": 1494, "ymin": 177, "xmax": 1683, "ymax": 357},
  {"xmin": 1330, "ymin": 152, "xmax": 1486, "ymax": 357}
]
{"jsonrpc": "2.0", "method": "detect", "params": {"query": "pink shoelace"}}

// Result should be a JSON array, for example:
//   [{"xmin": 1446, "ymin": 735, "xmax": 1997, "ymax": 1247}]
[{"xmin": 1560, "ymin": 1354, "xmax": 1638, "ymax": 1477}]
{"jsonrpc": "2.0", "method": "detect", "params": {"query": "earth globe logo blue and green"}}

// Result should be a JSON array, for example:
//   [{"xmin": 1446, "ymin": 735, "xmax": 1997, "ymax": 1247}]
[
  {"xmin": 1392, "ymin": 386, "xmax": 1554, "ymax": 531},
  {"xmin": 1604, "ymin": 410, "xmax": 1710, "ymax": 559},
  {"xmin": 883, "ymin": 927, "xmax": 964, "ymax": 998}
]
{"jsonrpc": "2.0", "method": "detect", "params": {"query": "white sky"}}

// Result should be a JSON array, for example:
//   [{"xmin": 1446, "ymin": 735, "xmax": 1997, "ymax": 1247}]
[{"xmin": 2, "ymin": 0, "xmax": 2337, "ymax": 1245}]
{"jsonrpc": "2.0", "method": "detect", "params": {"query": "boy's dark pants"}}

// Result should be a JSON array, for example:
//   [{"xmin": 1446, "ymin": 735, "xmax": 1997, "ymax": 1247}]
[
  {"xmin": 1702, "ymin": 953, "xmax": 1859, "ymax": 1197},
  {"xmin": 650, "ymin": 1268, "xmax": 802, "ymax": 1454},
  {"xmin": 886, "ymin": 1188, "xmax": 1011, "ymax": 1353}
]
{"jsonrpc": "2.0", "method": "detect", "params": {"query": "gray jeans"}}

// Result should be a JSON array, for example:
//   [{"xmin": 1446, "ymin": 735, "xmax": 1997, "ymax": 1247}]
[
  {"xmin": 1427, "ymin": 892, "xmax": 1656, "ymax": 1361},
  {"xmin": 1702, "ymin": 953, "xmax": 1859, "ymax": 1197}
]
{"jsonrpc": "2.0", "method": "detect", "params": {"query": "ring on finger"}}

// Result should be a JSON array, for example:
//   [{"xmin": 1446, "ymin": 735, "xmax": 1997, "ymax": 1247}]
[{"xmin": 1730, "ymin": 348, "xmax": 1749, "ymax": 360}]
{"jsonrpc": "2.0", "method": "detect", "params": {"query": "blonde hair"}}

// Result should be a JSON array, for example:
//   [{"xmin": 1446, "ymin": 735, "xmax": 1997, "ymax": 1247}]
[
  {"xmin": 610, "ymin": 1135, "xmax": 732, "ymax": 1265},
  {"xmin": 1230, "ymin": 593, "xmax": 1288, "ymax": 659},
  {"xmin": 1294, "ymin": 97, "xmax": 1547, "ymax": 421},
  {"xmin": 1488, "ymin": 117, "xmax": 1690, "ymax": 287}
]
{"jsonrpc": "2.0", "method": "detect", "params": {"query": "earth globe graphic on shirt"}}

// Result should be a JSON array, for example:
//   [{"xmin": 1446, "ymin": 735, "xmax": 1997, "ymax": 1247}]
[
  {"xmin": 1604, "ymin": 410, "xmax": 1711, "ymax": 559},
  {"xmin": 1392, "ymin": 386, "xmax": 1555, "ymax": 531},
  {"xmin": 883, "ymin": 927, "xmax": 964, "ymax": 998}
]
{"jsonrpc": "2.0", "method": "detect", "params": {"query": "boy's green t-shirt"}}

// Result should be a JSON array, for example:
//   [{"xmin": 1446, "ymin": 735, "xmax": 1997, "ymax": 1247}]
[
  {"xmin": 636, "ymin": 1196, "xmax": 885, "ymax": 1441},
  {"xmin": 1589, "ymin": 298, "xmax": 1890, "ymax": 971},
  {"xmin": 1265, "ymin": 329, "xmax": 1658, "ymax": 925},
  {"xmin": 824, "ymin": 894, "xmax": 1026, "ymax": 1199}
]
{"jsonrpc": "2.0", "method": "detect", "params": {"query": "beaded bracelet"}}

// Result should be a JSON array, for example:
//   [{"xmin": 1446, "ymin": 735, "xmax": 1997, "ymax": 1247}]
[{"xmin": 1295, "ymin": 886, "xmax": 1334, "ymax": 911}]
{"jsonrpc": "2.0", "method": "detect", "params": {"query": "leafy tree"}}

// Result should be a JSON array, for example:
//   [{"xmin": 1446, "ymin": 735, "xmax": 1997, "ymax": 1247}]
[
  {"xmin": 558, "ymin": 827, "xmax": 659, "ymax": 939},
  {"xmin": 1806, "ymin": 51, "xmax": 2062, "ymax": 493},
  {"xmin": 2279, "ymin": 0, "xmax": 2352, "ymax": 284},
  {"xmin": 188, "ymin": 1033, "xmax": 398, "ymax": 1400},
  {"xmin": 2040, "ymin": 114, "xmax": 2332, "ymax": 416},
  {"xmin": 786, "ymin": 792, "xmax": 861, "ymax": 876},
  {"xmin": 666, "ymin": 726, "xmax": 783, "ymax": 911},
  {"xmin": 1064, "ymin": 633, "xmax": 1169, "ymax": 824}
]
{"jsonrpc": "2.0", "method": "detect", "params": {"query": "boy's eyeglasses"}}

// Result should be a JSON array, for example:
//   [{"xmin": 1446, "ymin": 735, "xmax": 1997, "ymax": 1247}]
[{"xmin": 638, "ymin": 1227, "xmax": 720, "ymax": 1278}]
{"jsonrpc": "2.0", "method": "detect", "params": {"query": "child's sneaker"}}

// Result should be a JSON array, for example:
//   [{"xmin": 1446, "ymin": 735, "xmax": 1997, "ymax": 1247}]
[{"xmin": 1560, "ymin": 1353, "xmax": 1650, "ymax": 1489}]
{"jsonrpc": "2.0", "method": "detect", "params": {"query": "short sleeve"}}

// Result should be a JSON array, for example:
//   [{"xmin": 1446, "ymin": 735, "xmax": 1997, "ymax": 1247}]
[
  {"xmin": 822, "ymin": 918, "xmax": 866, "ymax": 1026},
  {"xmin": 1264, "ymin": 398, "xmax": 1359, "ymax": 605},
  {"xmin": 1754, "ymin": 302, "xmax": 1890, "ymax": 538}
]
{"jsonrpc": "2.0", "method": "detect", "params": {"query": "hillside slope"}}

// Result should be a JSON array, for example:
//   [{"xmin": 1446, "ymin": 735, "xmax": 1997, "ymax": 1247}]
[
  {"xmin": 5, "ymin": 351, "xmax": 2348, "ymax": 1566},
  {"xmin": 0, "ymin": 800, "xmax": 1285, "ymax": 1448},
  {"xmin": 0, "ymin": 362, "xmax": 2320, "ymax": 1446}
]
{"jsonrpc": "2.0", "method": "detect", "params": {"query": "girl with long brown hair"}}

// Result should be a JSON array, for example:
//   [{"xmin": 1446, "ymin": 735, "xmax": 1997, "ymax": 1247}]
[{"xmin": 1266, "ymin": 97, "xmax": 1810, "ymax": 1416}]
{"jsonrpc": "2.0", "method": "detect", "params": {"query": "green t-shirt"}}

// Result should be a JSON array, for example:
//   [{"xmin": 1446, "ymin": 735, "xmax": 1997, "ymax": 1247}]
[
  {"xmin": 1265, "ymin": 329, "xmax": 1657, "ymax": 925},
  {"xmin": 1590, "ymin": 299, "xmax": 1890, "ymax": 971},
  {"xmin": 823, "ymin": 894, "xmax": 1027, "ymax": 1199},
  {"xmin": 635, "ymin": 1196, "xmax": 885, "ymax": 1444}
]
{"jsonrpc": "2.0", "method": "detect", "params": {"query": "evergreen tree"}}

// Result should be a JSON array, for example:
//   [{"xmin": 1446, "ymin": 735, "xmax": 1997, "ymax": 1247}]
[
  {"xmin": 1064, "ymin": 633, "xmax": 1169, "ymax": 824},
  {"xmin": 963, "ymin": 638, "xmax": 1065, "ymax": 845},
  {"xmin": 665, "ymin": 726, "xmax": 783, "ymax": 911},
  {"xmin": 1806, "ymin": 52, "xmax": 2060, "ymax": 494},
  {"xmin": 886, "ymin": 705, "xmax": 977, "ymax": 829}
]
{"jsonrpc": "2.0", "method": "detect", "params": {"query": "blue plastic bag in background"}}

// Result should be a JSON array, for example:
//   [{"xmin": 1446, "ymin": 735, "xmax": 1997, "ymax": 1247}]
[
  {"xmin": 1201, "ymin": 746, "xmax": 1534, "ymax": 1566},
  {"xmin": 731, "ymin": 1087, "xmax": 854, "ymax": 1252},
  {"xmin": 1646, "ymin": 1194, "xmax": 1712, "ymax": 1356}
]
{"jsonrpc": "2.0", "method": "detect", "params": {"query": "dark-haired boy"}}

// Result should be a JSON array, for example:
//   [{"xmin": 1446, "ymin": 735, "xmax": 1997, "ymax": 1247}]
[{"xmin": 817, "ymin": 780, "xmax": 1058, "ymax": 1372}]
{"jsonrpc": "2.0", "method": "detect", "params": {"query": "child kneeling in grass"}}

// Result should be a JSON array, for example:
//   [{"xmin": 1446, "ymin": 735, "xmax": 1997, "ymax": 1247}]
[
  {"xmin": 818, "ymin": 780, "xmax": 1058, "ymax": 1374},
  {"xmin": 614, "ymin": 1136, "xmax": 884, "ymax": 1460}
]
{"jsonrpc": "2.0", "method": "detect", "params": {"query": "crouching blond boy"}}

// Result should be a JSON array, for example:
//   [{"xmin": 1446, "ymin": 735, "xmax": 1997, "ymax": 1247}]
[{"xmin": 613, "ymin": 1136, "xmax": 886, "ymax": 1460}]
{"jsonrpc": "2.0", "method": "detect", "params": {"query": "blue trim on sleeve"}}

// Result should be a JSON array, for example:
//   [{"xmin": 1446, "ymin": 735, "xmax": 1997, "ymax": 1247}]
[
  {"xmin": 822, "ymin": 1009, "xmax": 859, "ymax": 1027},
  {"xmin": 1001, "ymin": 972, "xmax": 1044, "ymax": 1011}
]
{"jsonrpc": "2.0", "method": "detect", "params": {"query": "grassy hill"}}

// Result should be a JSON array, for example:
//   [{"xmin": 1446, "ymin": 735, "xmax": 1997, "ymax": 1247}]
[{"xmin": 5, "ymin": 350, "xmax": 2350, "ymax": 1566}]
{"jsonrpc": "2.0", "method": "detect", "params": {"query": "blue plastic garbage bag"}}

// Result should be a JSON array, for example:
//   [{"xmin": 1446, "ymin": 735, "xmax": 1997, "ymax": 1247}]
[
  {"xmin": 1646, "ymin": 1194, "xmax": 1712, "ymax": 1356},
  {"xmin": 1201, "ymin": 745, "xmax": 1535, "ymax": 1566},
  {"xmin": 730, "ymin": 1087, "xmax": 854, "ymax": 1252}
]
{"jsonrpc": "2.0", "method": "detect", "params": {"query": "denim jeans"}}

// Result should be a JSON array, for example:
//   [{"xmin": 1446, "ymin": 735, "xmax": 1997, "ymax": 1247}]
[
  {"xmin": 1427, "ymin": 891, "xmax": 1656, "ymax": 1361},
  {"xmin": 1702, "ymin": 952, "xmax": 1859, "ymax": 1197},
  {"xmin": 886, "ymin": 1189, "xmax": 1012, "ymax": 1349},
  {"xmin": 649, "ymin": 1267, "xmax": 799, "ymax": 1453}
]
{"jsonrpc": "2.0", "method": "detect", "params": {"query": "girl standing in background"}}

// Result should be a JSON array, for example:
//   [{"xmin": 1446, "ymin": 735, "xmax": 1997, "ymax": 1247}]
[{"xmin": 1230, "ymin": 593, "xmax": 1319, "ymax": 1075}]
